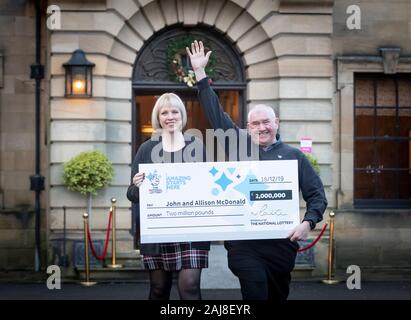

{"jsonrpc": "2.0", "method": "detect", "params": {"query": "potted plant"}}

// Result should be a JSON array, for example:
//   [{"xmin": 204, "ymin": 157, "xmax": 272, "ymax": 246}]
[{"xmin": 63, "ymin": 151, "xmax": 114, "ymax": 223}]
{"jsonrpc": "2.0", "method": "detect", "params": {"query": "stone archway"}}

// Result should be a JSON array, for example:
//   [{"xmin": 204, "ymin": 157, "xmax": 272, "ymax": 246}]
[
  {"xmin": 132, "ymin": 26, "xmax": 246, "ymax": 87},
  {"xmin": 107, "ymin": 0, "xmax": 279, "ymax": 104},
  {"xmin": 131, "ymin": 25, "xmax": 248, "ymax": 141}
]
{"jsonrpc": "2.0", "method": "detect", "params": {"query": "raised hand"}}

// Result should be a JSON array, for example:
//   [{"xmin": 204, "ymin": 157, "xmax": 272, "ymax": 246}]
[{"xmin": 186, "ymin": 40, "xmax": 212, "ymax": 81}]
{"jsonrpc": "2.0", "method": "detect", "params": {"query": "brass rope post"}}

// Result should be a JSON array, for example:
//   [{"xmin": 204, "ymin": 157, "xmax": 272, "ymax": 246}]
[
  {"xmin": 107, "ymin": 198, "xmax": 122, "ymax": 268},
  {"xmin": 322, "ymin": 211, "xmax": 340, "ymax": 284},
  {"xmin": 80, "ymin": 213, "xmax": 97, "ymax": 286}
]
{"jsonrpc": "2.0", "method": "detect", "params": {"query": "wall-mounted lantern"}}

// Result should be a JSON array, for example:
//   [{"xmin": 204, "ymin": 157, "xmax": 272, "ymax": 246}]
[{"xmin": 63, "ymin": 49, "xmax": 95, "ymax": 98}]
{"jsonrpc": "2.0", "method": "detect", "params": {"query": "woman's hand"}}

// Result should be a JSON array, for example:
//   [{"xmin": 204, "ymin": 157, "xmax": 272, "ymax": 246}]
[
  {"xmin": 132, "ymin": 172, "xmax": 145, "ymax": 188},
  {"xmin": 186, "ymin": 40, "xmax": 212, "ymax": 81}
]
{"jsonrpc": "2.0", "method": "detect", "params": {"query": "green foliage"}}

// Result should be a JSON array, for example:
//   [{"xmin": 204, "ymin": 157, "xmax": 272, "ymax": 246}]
[
  {"xmin": 305, "ymin": 153, "xmax": 321, "ymax": 176},
  {"xmin": 63, "ymin": 151, "xmax": 114, "ymax": 195}
]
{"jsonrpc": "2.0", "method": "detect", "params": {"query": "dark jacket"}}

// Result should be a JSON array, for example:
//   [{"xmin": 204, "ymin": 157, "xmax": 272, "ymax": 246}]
[
  {"xmin": 196, "ymin": 77, "xmax": 328, "ymax": 236},
  {"xmin": 127, "ymin": 134, "xmax": 210, "ymax": 255}
]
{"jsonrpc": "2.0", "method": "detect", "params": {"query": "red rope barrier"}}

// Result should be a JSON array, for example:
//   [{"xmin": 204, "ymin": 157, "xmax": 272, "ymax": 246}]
[
  {"xmin": 87, "ymin": 209, "xmax": 113, "ymax": 261},
  {"xmin": 297, "ymin": 223, "xmax": 328, "ymax": 252}
]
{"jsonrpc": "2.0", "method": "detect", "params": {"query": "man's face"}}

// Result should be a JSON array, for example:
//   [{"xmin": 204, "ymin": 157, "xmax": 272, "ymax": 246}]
[{"xmin": 247, "ymin": 110, "xmax": 279, "ymax": 146}]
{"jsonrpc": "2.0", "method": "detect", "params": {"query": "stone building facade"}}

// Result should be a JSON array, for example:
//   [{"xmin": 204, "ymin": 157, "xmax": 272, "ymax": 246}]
[{"xmin": 0, "ymin": 0, "xmax": 410, "ymax": 278}]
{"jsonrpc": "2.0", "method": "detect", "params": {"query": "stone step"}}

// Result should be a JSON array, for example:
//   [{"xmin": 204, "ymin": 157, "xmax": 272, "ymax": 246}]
[
  {"xmin": 292, "ymin": 264, "xmax": 315, "ymax": 279},
  {"xmin": 103, "ymin": 250, "xmax": 142, "ymax": 268},
  {"xmin": 75, "ymin": 266, "xmax": 149, "ymax": 282},
  {"xmin": 75, "ymin": 249, "xmax": 146, "ymax": 281},
  {"xmin": 345, "ymin": 267, "xmax": 411, "ymax": 281},
  {"xmin": 76, "ymin": 246, "xmax": 319, "ymax": 284}
]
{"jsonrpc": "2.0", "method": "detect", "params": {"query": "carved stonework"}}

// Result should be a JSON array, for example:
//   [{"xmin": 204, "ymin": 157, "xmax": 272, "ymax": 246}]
[
  {"xmin": 380, "ymin": 47, "xmax": 401, "ymax": 74},
  {"xmin": 133, "ymin": 28, "xmax": 245, "ymax": 86},
  {"xmin": 134, "ymin": 43, "xmax": 169, "ymax": 83}
]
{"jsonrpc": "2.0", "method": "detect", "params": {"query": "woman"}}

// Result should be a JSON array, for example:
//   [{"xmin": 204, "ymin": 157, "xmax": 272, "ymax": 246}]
[{"xmin": 126, "ymin": 93, "xmax": 210, "ymax": 300}]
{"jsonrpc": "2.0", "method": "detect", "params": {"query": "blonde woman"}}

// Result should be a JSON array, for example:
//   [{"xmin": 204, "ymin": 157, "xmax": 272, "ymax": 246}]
[{"xmin": 127, "ymin": 93, "xmax": 210, "ymax": 300}]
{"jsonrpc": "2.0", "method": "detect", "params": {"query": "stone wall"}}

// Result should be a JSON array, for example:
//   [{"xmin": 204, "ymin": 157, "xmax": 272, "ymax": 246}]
[
  {"xmin": 48, "ymin": 1, "xmax": 335, "ymax": 210},
  {"xmin": 0, "ymin": 0, "xmax": 47, "ymax": 269},
  {"xmin": 331, "ymin": 0, "xmax": 411, "ymax": 274},
  {"xmin": 335, "ymin": 210, "xmax": 411, "ymax": 277},
  {"xmin": 45, "ymin": 0, "xmax": 335, "ymax": 274},
  {"xmin": 333, "ymin": 0, "xmax": 411, "ymax": 56},
  {"xmin": 1, "ymin": 0, "xmax": 410, "ymax": 277}
]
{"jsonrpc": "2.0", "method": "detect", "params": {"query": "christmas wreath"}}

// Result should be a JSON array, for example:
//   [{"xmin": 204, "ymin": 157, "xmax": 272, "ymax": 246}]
[{"xmin": 167, "ymin": 37, "xmax": 215, "ymax": 87}]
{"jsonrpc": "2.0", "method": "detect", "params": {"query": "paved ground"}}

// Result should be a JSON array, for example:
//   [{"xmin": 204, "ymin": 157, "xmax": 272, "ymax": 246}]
[
  {"xmin": 0, "ymin": 280, "xmax": 410, "ymax": 300},
  {"xmin": 1, "ymin": 244, "xmax": 410, "ymax": 300}
]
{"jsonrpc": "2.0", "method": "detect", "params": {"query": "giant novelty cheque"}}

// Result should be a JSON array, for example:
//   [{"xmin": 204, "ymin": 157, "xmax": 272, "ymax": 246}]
[{"xmin": 139, "ymin": 160, "xmax": 300, "ymax": 243}]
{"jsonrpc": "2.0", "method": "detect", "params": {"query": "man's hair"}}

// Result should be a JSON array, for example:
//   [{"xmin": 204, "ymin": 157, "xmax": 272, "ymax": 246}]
[
  {"xmin": 151, "ymin": 93, "xmax": 187, "ymax": 130},
  {"xmin": 247, "ymin": 104, "xmax": 278, "ymax": 122}
]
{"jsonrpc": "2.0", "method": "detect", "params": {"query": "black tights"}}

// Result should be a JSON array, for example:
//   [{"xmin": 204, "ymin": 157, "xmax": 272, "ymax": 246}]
[{"xmin": 148, "ymin": 268, "xmax": 202, "ymax": 300}]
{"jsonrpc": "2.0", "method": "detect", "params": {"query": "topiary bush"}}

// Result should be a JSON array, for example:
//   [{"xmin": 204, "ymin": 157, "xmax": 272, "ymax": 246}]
[
  {"xmin": 63, "ymin": 151, "xmax": 114, "ymax": 195},
  {"xmin": 63, "ymin": 151, "xmax": 114, "ymax": 220}
]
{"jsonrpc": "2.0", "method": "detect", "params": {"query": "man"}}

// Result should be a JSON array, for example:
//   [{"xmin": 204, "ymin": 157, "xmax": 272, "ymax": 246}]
[{"xmin": 186, "ymin": 40, "xmax": 328, "ymax": 301}]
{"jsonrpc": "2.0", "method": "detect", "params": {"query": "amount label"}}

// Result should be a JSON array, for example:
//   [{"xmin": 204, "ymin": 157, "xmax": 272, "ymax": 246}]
[{"xmin": 250, "ymin": 190, "xmax": 292, "ymax": 201}]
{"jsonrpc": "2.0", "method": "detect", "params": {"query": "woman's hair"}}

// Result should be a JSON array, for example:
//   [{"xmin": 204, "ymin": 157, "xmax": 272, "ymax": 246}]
[{"xmin": 151, "ymin": 93, "xmax": 187, "ymax": 130}]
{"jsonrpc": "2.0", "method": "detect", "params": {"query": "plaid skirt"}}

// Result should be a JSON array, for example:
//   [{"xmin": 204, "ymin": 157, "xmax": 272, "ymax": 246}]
[{"xmin": 143, "ymin": 242, "xmax": 209, "ymax": 271}]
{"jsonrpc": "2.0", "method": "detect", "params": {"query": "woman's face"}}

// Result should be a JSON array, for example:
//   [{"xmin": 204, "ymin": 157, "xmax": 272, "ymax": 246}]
[{"xmin": 158, "ymin": 106, "xmax": 182, "ymax": 133}]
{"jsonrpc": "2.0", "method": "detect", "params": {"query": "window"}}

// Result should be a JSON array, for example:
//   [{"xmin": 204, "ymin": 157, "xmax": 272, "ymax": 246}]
[{"xmin": 354, "ymin": 73, "xmax": 411, "ymax": 207}]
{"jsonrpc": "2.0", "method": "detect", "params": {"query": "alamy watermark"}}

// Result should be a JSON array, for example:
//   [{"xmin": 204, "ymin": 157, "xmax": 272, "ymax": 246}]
[
  {"xmin": 47, "ymin": 5, "xmax": 61, "ymax": 30},
  {"xmin": 150, "ymin": 128, "xmax": 260, "ymax": 163},
  {"xmin": 346, "ymin": 265, "xmax": 361, "ymax": 290},
  {"xmin": 346, "ymin": 5, "xmax": 361, "ymax": 30},
  {"xmin": 46, "ymin": 265, "xmax": 61, "ymax": 290},
  {"xmin": 46, "ymin": 4, "xmax": 362, "ymax": 32}
]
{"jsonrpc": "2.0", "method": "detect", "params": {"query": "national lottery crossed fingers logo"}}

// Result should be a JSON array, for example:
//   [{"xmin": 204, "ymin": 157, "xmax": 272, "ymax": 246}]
[{"xmin": 146, "ymin": 170, "xmax": 162, "ymax": 194}]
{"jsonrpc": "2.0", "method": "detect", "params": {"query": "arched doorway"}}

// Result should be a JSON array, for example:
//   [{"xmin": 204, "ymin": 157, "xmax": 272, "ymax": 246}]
[
  {"xmin": 131, "ymin": 26, "xmax": 246, "ymax": 244},
  {"xmin": 132, "ymin": 27, "xmax": 246, "ymax": 150}
]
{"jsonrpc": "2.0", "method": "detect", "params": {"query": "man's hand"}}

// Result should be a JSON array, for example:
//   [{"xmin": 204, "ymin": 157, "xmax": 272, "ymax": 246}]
[
  {"xmin": 186, "ymin": 40, "xmax": 212, "ymax": 81},
  {"xmin": 287, "ymin": 221, "xmax": 311, "ymax": 242}
]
